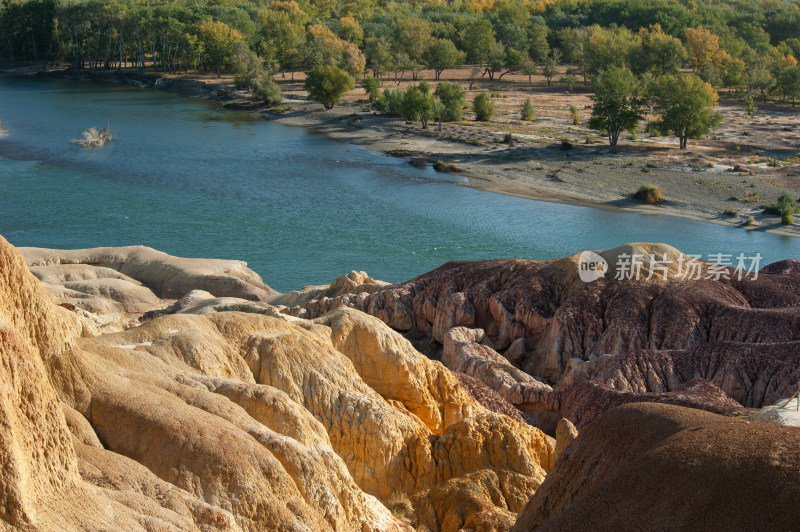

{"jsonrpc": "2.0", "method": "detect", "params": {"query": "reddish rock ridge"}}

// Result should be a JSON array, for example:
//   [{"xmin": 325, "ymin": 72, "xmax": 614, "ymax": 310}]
[
  {"xmin": 561, "ymin": 341, "xmax": 800, "ymax": 408},
  {"xmin": 284, "ymin": 244, "xmax": 800, "ymax": 386},
  {"xmin": 511, "ymin": 403, "xmax": 800, "ymax": 532},
  {"xmin": 452, "ymin": 372, "xmax": 530, "ymax": 425},
  {"xmin": 510, "ymin": 378, "xmax": 745, "ymax": 432}
]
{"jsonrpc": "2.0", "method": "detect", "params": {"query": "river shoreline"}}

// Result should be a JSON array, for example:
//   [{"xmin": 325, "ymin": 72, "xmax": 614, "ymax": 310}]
[{"xmin": 3, "ymin": 64, "xmax": 799, "ymax": 238}]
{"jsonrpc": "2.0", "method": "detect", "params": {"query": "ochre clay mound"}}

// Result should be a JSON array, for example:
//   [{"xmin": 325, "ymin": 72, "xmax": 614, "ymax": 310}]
[
  {"xmin": 1, "ymin": 235, "xmax": 554, "ymax": 531},
  {"xmin": 511, "ymin": 403, "xmax": 800, "ymax": 532}
]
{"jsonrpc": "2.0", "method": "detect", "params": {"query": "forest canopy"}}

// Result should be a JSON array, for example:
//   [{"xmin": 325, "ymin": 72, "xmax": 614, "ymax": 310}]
[{"xmin": 2, "ymin": 0, "xmax": 799, "ymax": 105}]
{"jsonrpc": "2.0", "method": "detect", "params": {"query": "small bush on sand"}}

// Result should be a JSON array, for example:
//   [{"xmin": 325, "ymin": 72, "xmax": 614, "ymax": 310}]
[
  {"xmin": 569, "ymin": 105, "xmax": 580, "ymax": 125},
  {"xmin": 433, "ymin": 160, "xmax": 461, "ymax": 172},
  {"xmin": 634, "ymin": 184, "xmax": 664, "ymax": 204},
  {"xmin": 764, "ymin": 192, "xmax": 799, "ymax": 224},
  {"xmin": 473, "ymin": 93, "xmax": 495, "ymax": 121},
  {"xmin": 521, "ymin": 98, "xmax": 535, "ymax": 120}
]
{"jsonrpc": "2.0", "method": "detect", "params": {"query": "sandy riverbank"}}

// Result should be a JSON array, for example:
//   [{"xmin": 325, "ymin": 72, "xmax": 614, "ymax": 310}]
[
  {"xmin": 4, "ymin": 65, "xmax": 799, "ymax": 237},
  {"xmin": 269, "ymin": 89, "xmax": 800, "ymax": 238}
]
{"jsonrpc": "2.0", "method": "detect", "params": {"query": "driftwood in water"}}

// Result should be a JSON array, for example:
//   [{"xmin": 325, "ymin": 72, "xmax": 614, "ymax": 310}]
[{"xmin": 72, "ymin": 126, "xmax": 114, "ymax": 148}]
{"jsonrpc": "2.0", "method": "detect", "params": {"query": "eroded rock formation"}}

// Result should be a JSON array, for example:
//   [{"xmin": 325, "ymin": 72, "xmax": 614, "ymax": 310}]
[
  {"xmin": 1, "ymin": 236, "xmax": 554, "ymax": 531},
  {"xmin": 284, "ymin": 244, "xmax": 800, "ymax": 421}
]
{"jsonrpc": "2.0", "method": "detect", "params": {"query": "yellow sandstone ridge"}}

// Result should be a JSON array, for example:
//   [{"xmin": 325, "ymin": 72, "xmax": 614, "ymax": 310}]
[{"xmin": 0, "ymin": 235, "xmax": 554, "ymax": 531}]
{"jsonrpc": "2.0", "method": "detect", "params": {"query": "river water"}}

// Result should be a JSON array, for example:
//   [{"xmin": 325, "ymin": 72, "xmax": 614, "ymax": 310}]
[{"xmin": 0, "ymin": 75, "xmax": 797, "ymax": 291}]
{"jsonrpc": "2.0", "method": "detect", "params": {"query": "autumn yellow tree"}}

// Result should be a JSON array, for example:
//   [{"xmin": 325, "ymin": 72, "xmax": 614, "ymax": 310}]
[
  {"xmin": 198, "ymin": 20, "xmax": 243, "ymax": 77},
  {"xmin": 685, "ymin": 27, "xmax": 727, "ymax": 72}
]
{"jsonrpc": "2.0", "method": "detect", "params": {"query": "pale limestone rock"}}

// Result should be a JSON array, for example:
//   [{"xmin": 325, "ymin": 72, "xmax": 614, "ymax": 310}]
[
  {"xmin": 20, "ymin": 245, "xmax": 276, "ymax": 300},
  {"xmin": 268, "ymin": 270, "xmax": 387, "ymax": 306}
]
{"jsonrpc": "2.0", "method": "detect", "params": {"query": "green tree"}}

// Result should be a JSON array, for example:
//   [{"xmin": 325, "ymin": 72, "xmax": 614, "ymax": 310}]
[
  {"xmin": 434, "ymin": 81, "xmax": 466, "ymax": 121},
  {"xmin": 485, "ymin": 42, "xmax": 506, "ymax": 80},
  {"xmin": 778, "ymin": 65, "xmax": 800, "ymax": 105},
  {"xmin": 629, "ymin": 24, "xmax": 686, "ymax": 76},
  {"xmin": 527, "ymin": 22, "xmax": 550, "ymax": 63},
  {"xmin": 364, "ymin": 37, "xmax": 392, "ymax": 78},
  {"xmin": 462, "ymin": 19, "xmax": 494, "ymax": 64},
  {"xmin": 425, "ymin": 39, "xmax": 465, "ymax": 80},
  {"xmin": 541, "ymin": 52, "xmax": 560, "ymax": 86},
  {"xmin": 397, "ymin": 16, "xmax": 433, "ymax": 79},
  {"xmin": 521, "ymin": 57, "xmax": 537, "ymax": 83},
  {"xmin": 587, "ymin": 66, "xmax": 646, "ymax": 146},
  {"xmin": 256, "ymin": 8, "xmax": 305, "ymax": 77},
  {"xmin": 231, "ymin": 41, "xmax": 261, "ymax": 88},
  {"xmin": 499, "ymin": 47, "xmax": 525, "ymax": 80},
  {"xmin": 747, "ymin": 62, "xmax": 776, "ymax": 101},
  {"xmin": 304, "ymin": 65, "xmax": 355, "ymax": 109},
  {"xmin": 402, "ymin": 81, "xmax": 436, "ymax": 129},
  {"xmin": 650, "ymin": 74, "xmax": 723, "ymax": 149},
  {"xmin": 473, "ymin": 92, "xmax": 495, "ymax": 121}
]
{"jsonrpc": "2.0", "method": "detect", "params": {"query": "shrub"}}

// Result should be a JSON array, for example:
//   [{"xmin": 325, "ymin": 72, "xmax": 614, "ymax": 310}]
[
  {"xmin": 634, "ymin": 184, "xmax": 664, "ymax": 204},
  {"xmin": 569, "ymin": 105, "xmax": 580, "ymax": 125},
  {"xmin": 764, "ymin": 192, "xmax": 799, "ymax": 217},
  {"xmin": 401, "ymin": 81, "xmax": 436, "ymax": 128},
  {"xmin": 723, "ymin": 208, "xmax": 737, "ymax": 216},
  {"xmin": 782, "ymin": 212, "xmax": 794, "ymax": 225},
  {"xmin": 433, "ymin": 160, "xmax": 461, "ymax": 172},
  {"xmin": 384, "ymin": 88, "xmax": 406, "ymax": 116},
  {"xmin": 473, "ymin": 93, "xmax": 495, "ymax": 121},
  {"xmin": 434, "ymin": 82, "xmax": 466, "ymax": 122},
  {"xmin": 745, "ymin": 96, "xmax": 757, "ymax": 117},
  {"xmin": 384, "ymin": 492, "xmax": 415, "ymax": 526},
  {"xmin": 252, "ymin": 77, "xmax": 283, "ymax": 105},
  {"xmin": 521, "ymin": 98, "xmax": 535, "ymax": 120},
  {"xmin": 562, "ymin": 71, "xmax": 579, "ymax": 92},
  {"xmin": 745, "ymin": 215, "xmax": 755, "ymax": 226},
  {"xmin": 362, "ymin": 77, "xmax": 382, "ymax": 104}
]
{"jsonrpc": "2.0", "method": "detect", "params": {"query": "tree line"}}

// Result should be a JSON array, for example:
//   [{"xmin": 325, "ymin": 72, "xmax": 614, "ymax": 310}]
[{"xmin": 2, "ymin": 0, "xmax": 799, "ymax": 106}]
